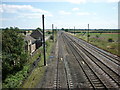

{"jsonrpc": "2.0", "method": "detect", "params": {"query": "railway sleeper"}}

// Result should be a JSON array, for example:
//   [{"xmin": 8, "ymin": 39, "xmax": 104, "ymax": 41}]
[
  {"xmin": 62, "ymin": 33, "xmax": 118, "ymax": 88},
  {"xmin": 95, "ymin": 83, "xmax": 104, "ymax": 86}
]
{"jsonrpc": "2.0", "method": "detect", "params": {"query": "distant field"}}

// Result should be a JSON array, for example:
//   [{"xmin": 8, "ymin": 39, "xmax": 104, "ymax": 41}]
[
  {"xmin": 89, "ymin": 33, "xmax": 118, "ymax": 41},
  {"xmin": 75, "ymin": 32, "xmax": 120, "ymax": 56}
]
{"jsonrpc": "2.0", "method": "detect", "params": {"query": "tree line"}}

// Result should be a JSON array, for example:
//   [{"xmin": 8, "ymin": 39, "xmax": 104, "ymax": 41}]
[{"xmin": 2, "ymin": 27, "xmax": 28, "ymax": 80}]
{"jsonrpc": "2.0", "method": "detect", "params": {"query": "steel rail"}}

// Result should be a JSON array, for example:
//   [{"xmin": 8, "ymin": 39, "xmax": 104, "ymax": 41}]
[
  {"xmin": 64, "ymin": 33, "xmax": 120, "ymax": 88},
  {"xmin": 62, "ymin": 33, "xmax": 108, "ymax": 89},
  {"xmin": 67, "ymin": 33, "xmax": 120, "ymax": 65},
  {"xmin": 54, "ymin": 33, "xmax": 71, "ymax": 89}
]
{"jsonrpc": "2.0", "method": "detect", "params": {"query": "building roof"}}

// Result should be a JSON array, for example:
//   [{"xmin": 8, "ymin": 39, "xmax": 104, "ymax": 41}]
[
  {"xmin": 30, "ymin": 30, "xmax": 43, "ymax": 39},
  {"xmin": 24, "ymin": 35, "xmax": 36, "ymax": 43}
]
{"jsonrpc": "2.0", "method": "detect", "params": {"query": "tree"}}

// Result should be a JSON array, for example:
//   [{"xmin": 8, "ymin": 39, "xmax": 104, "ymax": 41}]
[
  {"xmin": 61, "ymin": 28, "xmax": 64, "ymax": 31},
  {"xmin": 36, "ymin": 27, "xmax": 42, "ymax": 32},
  {"xmin": 96, "ymin": 35, "xmax": 99, "ymax": 38},
  {"xmin": 108, "ymin": 38, "xmax": 114, "ymax": 42},
  {"xmin": 88, "ymin": 35, "xmax": 90, "ymax": 37},
  {"xmin": 2, "ymin": 27, "xmax": 28, "ymax": 80},
  {"xmin": 47, "ymin": 31, "xmax": 52, "ymax": 34},
  {"xmin": 64, "ymin": 29, "xmax": 68, "ymax": 32},
  {"xmin": 50, "ymin": 35, "xmax": 54, "ymax": 40}
]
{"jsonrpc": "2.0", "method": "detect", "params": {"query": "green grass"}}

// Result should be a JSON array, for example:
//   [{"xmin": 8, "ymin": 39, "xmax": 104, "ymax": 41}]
[
  {"xmin": 22, "ymin": 52, "xmax": 45, "ymax": 88},
  {"xmin": 89, "ymin": 33, "xmax": 118, "ymax": 41},
  {"xmin": 22, "ymin": 39, "xmax": 54, "ymax": 88},
  {"xmin": 2, "ymin": 64, "xmax": 30, "ymax": 88},
  {"xmin": 2, "ymin": 37, "xmax": 54, "ymax": 88},
  {"xmin": 28, "ymin": 48, "xmax": 41, "ymax": 65},
  {"xmin": 75, "ymin": 32, "xmax": 119, "ymax": 56}
]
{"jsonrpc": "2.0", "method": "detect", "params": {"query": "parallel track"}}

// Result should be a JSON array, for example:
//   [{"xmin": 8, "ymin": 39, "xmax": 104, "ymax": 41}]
[
  {"xmin": 66, "ymin": 34, "xmax": 120, "ymax": 87},
  {"xmin": 62, "ymin": 34, "xmax": 108, "ymax": 89},
  {"xmin": 68, "ymin": 34, "xmax": 120, "ymax": 66},
  {"xmin": 61, "ymin": 32, "xmax": 119, "ymax": 89}
]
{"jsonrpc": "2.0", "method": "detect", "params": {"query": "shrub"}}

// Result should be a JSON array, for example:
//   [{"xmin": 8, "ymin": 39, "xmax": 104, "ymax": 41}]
[
  {"xmin": 88, "ymin": 35, "xmax": 90, "ymax": 37},
  {"xmin": 108, "ymin": 38, "xmax": 114, "ymax": 42},
  {"xmin": 2, "ymin": 65, "xmax": 29, "ymax": 88},
  {"xmin": 2, "ymin": 27, "xmax": 28, "ymax": 80},
  {"xmin": 96, "ymin": 35, "xmax": 99, "ymax": 38},
  {"xmin": 50, "ymin": 35, "xmax": 54, "ymax": 40}
]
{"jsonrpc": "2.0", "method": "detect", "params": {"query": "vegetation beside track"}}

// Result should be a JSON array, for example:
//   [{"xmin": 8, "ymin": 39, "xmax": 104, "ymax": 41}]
[
  {"xmin": 74, "ymin": 32, "xmax": 120, "ymax": 56},
  {"xmin": 2, "ymin": 27, "xmax": 56, "ymax": 88},
  {"xmin": 22, "ymin": 34, "xmax": 56, "ymax": 88},
  {"xmin": 2, "ymin": 27, "xmax": 29, "ymax": 88}
]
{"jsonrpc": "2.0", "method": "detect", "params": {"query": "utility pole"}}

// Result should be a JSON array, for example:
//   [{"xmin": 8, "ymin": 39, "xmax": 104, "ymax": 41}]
[
  {"xmin": 74, "ymin": 26, "xmax": 75, "ymax": 35},
  {"xmin": 56, "ymin": 27, "xmax": 57, "ymax": 31},
  {"xmin": 69, "ymin": 27, "xmax": 70, "ymax": 33},
  {"xmin": 56, "ymin": 27, "xmax": 57, "ymax": 34},
  {"xmin": 42, "ymin": 14, "xmax": 46, "ymax": 66},
  {"xmin": 88, "ymin": 24, "xmax": 89, "ymax": 43},
  {"xmin": 52, "ymin": 24, "xmax": 54, "ymax": 42}
]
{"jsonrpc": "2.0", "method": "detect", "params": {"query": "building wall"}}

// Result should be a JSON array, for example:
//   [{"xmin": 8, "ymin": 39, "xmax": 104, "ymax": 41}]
[
  {"xmin": 31, "ymin": 43, "xmax": 36, "ymax": 54},
  {"xmin": 25, "ymin": 40, "xmax": 36, "ymax": 55},
  {"xmin": 25, "ymin": 35, "xmax": 42, "ymax": 55},
  {"xmin": 36, "ymin": 40, "xmax": 42, "ymax": 49}
]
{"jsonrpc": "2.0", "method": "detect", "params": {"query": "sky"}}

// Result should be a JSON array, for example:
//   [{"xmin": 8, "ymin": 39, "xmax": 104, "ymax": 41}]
[
  {"xmin": 118, "ymin": 1, "xmax": 120, "ymax": 29},
  {"xmin": 0, "ymin": 0, "xmax": 119, "ymax": 29}
]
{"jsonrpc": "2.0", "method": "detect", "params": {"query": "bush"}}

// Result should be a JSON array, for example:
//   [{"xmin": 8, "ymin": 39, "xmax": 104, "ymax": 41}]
[
  {"xmin": 2, "ymin": 65, "xmax": 29, "ymax": 88},
  {"xmin": 47, "ymin": 31, "xmax": 52, "ymax": 34},
  {"xmin": 2, "ymin": 27, "xmax": 28, "ymax": 80},
  {"xmin": 96, "ymin": 35, "xmax": 99, "ymax": 38},
  {"xmin": 88, "ymin": 35, "xmax": 90, "ymax": 37},
  {"xmin": 50, "ymin": 35, "xmax": 54, "ymax": 40},
  {"xmin": 108, "ymin": 38, "xmax": 114, "ymax": 42}
]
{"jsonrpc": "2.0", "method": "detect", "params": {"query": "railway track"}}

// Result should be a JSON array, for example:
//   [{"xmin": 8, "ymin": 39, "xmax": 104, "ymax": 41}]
[
  {"xmin": 66, "ymin": 33, "xmax": 120, "ymax": 76},
  {"xmin": 54, "ymin": 33, "xmax": 62, "ymax": 89},
  {"xmin": 60, "ymin": 31, "xmax": 119, "ymax": 89},
  {"xmin": 62, "ymin": 34, "xmax": 108, "ymax": 89},
  {"xmin": 65, "ymin": 35, "xmax": 120, "ymax": 85},
  {"xmin": 68, "ymin": 34, "xmax": 120, "ymax": 66},
  {"xmin": 54, "ymin": 33, "xmax": 73, "ymax": 89}
]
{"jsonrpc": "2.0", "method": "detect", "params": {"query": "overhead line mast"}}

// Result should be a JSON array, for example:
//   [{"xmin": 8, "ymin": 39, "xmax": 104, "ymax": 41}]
[
  {"xmin": 52, "ymin": 24, "xmax": 54, "ymax": 42},
  {"xmin": 88, "ymin": 24, "xmax": 89, "ymax": 43},
  {"xmin": 42, "ymin": 14, "xmax": 46, "ymax": 66}
]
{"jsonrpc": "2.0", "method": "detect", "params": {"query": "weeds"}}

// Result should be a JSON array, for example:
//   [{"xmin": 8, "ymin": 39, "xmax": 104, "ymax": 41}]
[
  {"xmin": 22, "ymin": 39, "xmax": 54, "ymax": 88},
  {"xmin": 75, "ymin": 33, "xmax": 119, "ymax": 56}
]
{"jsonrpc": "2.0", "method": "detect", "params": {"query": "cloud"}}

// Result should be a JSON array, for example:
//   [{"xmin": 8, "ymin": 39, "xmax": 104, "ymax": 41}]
[
  {"xmin": 3, "ymin": 0, "xmax": 65, "ymax": 2},
  {"xmin": 72, "ymin": 8, "xmax": 80, "ymax": 11},
  {"xmin": 1, "ymin": 4, "xmax": 33, "ymax": 13},
  {"xmin": 18, "ymin": 13, "xmax": 52, "ymax": 19},
  {"xmin": 66, "ymin": 0, "xmax": 86, "ymax": 4},
  {"xmin": 0, "ymin": 6, "xmax": 3, "ymax": 13},
  {"xmin": 112, "ymin": 6, "xmax": 117, "ymax": 10},
  {"xmin": 2, "ymin": 0, "xmax": 119, "ymax": 3},
  {"xmin": 93, "ymin": 12, "xmax": 97, "ymax": 15},
  {"xmin": 77, "ymin": 12, "xmax": 90, "ymax": 15},
  {"xmin": 0, "ymin": 17, "xmax": 16, "ymax": 21},
  {"xmin": 92, "ymin": 0, "xmax": 119, "ymax": 3},
  {"xmin": 1, "ymin": 4, "xmax": 53, "ymax": 17},
  {"xmin": 18, "ymin": 13, "xmax": 41, "ymax": 19},
  {"xmin": 3, "ymin": 0, "xmax": 85, "ymax": 3},
  {"xmin": 77, "ymin": 12, "xmax": 97, "ymax": 16},
  {"xmin": 59, "ymin": 10, "xmax": 71, "ymax": 15},
  {"xmin": 106, "ymin": 0, "xmax": 119, "ymax": 3}
]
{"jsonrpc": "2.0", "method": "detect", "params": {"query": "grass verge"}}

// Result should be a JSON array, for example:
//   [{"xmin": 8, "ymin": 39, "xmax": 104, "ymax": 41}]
[
  {"xmin": 22, "ymin": 39, "xmax": 54, "ymax": 88},
  {"xmin": 75, "ymin": 32, "xmax": 120, "ymax": 56},
  {"xmin": 2, "ymin": 47, "xmax": 42, "ymax": 88},
  {"xmin": 2, "ymin": 35, "xmax": 54, "ymax": 88}
]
